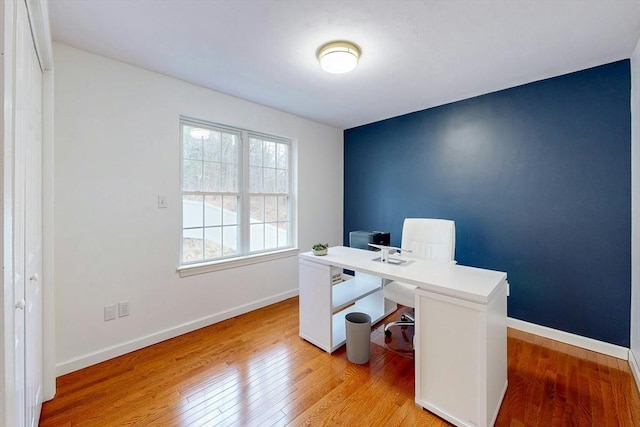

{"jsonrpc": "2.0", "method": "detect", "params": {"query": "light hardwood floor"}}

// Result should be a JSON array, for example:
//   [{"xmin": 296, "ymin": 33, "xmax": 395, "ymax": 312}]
[{"xmin": 40, "ymin": 297, "xmax": 640, "ymax": 426}]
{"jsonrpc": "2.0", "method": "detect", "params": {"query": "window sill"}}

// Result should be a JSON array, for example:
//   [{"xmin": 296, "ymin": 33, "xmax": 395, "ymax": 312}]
[{"xmin": 177, "ymin": 248, "xmax": 299, "ymax": 278}]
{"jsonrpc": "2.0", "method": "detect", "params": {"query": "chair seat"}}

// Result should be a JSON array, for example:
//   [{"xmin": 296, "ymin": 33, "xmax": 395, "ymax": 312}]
[{"xmin": 383, "ymin": 281, "xmax": 418, "ymax": 308}]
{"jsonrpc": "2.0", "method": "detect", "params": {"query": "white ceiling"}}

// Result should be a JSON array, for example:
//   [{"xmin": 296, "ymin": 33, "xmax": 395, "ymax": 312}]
[{"xmin": 48, "ymin": 0, "xmax": 640, "ymax": 129}]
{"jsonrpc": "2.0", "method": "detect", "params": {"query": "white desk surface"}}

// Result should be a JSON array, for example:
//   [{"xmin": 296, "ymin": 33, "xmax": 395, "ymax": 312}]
[{"xmin": 299, "ymin": 246, "xmax": 507, "ymax": 305}]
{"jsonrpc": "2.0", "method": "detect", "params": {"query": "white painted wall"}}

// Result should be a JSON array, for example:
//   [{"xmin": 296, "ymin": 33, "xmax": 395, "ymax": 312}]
[
  {"xmin": 53, "ymin": 43, "xmax": 344, "ymax": 375},
  {"xmin": 631, "ymin": 36, "xmax": 640, "ymax": 390}
]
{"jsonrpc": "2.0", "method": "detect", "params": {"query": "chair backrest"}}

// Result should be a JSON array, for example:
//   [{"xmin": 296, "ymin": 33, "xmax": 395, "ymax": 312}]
[{"xmin": 401, "ymin": 218, "xmax": 455, "ymax": 263}]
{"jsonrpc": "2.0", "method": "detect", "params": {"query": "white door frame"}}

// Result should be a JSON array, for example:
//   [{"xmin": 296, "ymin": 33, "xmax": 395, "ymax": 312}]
[
  {"xmin": 1, "ymin": 2, "xmax": 19, "ymax": 425},
  {"xmin": 28, "ymin": 0, "xmax": 56, "ymax": 404}
]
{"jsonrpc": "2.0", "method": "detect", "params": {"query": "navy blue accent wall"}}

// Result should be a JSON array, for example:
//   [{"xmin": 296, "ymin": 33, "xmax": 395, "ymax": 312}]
[{"xmin": 344, "ymin": 61, "xmax": 631, "ymax": 347}]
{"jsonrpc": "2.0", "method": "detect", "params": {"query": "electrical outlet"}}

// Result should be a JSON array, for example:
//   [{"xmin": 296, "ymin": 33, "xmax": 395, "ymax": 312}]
[
  {"xmin": 118, "ymin": 301, "xmax": 130, "ymax": 318},
  {"xmin": 158, "ymin": 195, "xmax": 167, "ymax": 208},
  {"xmin": 104, "ymin": 304, "xmax": 117, "ymax": 321}
]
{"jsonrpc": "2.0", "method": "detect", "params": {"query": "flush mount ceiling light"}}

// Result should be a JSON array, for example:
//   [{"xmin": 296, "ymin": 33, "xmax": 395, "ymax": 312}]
[
  {"xmin": 317, "ymin": 41, "xmax": 360, "ymax": 74},
  {"xmin": 189, "ymin": 128, "xmax": 211, "ymax": 139}
]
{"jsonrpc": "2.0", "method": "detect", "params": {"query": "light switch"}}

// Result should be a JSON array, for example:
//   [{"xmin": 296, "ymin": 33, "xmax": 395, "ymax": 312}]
[
  {"xmin": 104, "ymin": 304, "xmax": 117, "ymax": 321},
  {"xmin": 158, "ymin": 195, "xmax": 167, "ymax": 208}
]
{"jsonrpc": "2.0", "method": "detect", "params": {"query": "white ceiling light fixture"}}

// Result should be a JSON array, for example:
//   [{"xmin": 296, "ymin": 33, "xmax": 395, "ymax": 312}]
[
  {"xmin": 189, "ymin": 128, "xmax": 211, "ymax": 139},
  {"xmin": 317, "ymin": 41, "xmax": 361, "ymax": 74}
]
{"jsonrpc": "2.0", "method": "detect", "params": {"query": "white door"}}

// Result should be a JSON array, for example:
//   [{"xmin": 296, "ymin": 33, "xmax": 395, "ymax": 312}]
[
  {"xmin": 14, "ymin": 1, "xmax": 44, "ymax": 426},
  {"xmin": 13, "ymin": 2, "xmax": 29, "ymax": 425}
]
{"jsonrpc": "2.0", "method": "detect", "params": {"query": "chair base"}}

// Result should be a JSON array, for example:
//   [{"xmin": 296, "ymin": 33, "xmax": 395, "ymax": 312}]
[{"xmin": 384, "ymin": 312, "xmax": 415, "ymax": 337}]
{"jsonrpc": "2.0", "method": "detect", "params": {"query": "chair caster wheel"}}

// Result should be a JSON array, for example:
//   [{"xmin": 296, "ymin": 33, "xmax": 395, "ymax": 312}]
[{"xmin": 384, "ymin": 329, "xmax": 392, "ymax": 337}]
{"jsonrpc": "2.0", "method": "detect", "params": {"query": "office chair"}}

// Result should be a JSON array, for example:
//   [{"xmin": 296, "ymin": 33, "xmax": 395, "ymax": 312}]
[{"xmin": 383, "ymin": 218, "xmax": 456, "ymax": 337}]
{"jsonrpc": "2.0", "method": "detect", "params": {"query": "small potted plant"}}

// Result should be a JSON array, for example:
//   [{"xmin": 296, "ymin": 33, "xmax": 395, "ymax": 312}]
[{"xmin": 312, "ymin": 243, "xmax": 329, "ymax": 256}]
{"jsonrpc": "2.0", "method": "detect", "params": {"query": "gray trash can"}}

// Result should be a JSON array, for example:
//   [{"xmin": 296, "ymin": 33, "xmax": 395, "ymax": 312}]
[{"xmin": 345, "ymin": 312, "xmax": 372, "ymax": 364}]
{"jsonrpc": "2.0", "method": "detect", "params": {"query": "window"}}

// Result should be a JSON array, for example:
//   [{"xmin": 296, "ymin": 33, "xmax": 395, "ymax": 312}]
[
  {"xmin": 248, "ymin": 136, "xmax": 290, "ymax": 252},
  {"xmin": 180, "ymin": 118, "xmax": 293, "ymax": 266}
]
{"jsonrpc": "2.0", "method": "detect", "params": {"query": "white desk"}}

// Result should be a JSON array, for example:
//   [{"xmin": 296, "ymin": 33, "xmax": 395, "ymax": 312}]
[{"xmin": 298, "ymin": 246, "xmax": 508, "ymax": 427}]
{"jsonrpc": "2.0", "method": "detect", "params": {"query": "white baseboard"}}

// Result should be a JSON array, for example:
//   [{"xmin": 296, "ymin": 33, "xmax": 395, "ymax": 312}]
[
  {"xmin": 507, "ymin": 317, "xmax": 629, "ymax": 360},
  {"xmin": 57, "ymin": 299, "xmax": 631, "ymax": 375},
  {"xmin": 629, "ymin": 349, "xmax": 640, "ymax": 393},
  {"xmin": 56, "ymin": 289, "xmax": 299, "ymax": 376}
]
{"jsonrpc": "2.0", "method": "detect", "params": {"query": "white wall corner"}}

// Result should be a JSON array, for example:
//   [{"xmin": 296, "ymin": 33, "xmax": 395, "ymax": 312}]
[
  {"xmin": 507, "ymin": 317, "xmax": 629, "ymax": 360},
  {"xmin": 630, "ymin": 34, "xmax": 640, "ymax": 395},
  {"xmin": 42, "ymin": 68, "xmax": 55, "ymax": 401},
  {"xmin": 629, "ymin": 348, "xmax": 640, "ymax": 394}
]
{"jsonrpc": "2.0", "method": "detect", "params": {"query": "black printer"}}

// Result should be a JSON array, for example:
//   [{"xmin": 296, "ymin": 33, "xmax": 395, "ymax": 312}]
[{"xmin": 348, "ymin": 230, "xmax": 391, "ymax": 251}]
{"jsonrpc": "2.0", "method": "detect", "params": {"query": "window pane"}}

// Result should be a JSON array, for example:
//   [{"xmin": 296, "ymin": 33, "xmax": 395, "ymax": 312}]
[
  {"xmin": 277, "ymin": 196, "xmax": 288, "ymax": 221},
  {"xmin": 250, "ymin": 166, "xmax": 262, "ymax": 193},
  {"xmin": 249, "ymin": 138, "xmax": 262, "ymax": 166},
  {"xmin": 183, "ymin": 195, "xmax": 203, "ymax": 228},
  {"xmin": 250, "ymin": 224, "xmax": 264, "ymax": 251},
  {"xmin": 264, "ymin": 141, "xmax": 276, "ymax": 168},
  {"xmin": 183, "ymin": 228, "xmax": 204, "ymax": 263},
  {"xmin": 204, "ymin": 227, "xmax": 222, "ymax": 259},
  {"xmin": 183, "ymin": 130, "xmax": 202, "ymax": 160},
  {"xmin": 221, "ymin": 163, "xmax": 238, "ymax": 192},
  {"xmin": 221, "ymin": 133, "xmax": 238, "ymax": 164},
  {"xmin": 250, "ymin": 196, "xmax": 264, "ymax": 223},
  {"xmin": 276, "ymin": 169, "xmax": 288, "ymax": 193},
  {"xmin": 222, "ymin": 196, "xmax": 238, "ymax": 225},
  {"xmin": 204, "ymin": 195, "xmax": 221, "ymax": 226},
  {"xmin": 277, "ymin": 225, "xmax": 289, "ymax": 248},
  {"xmin": 263, "ymin": 168, "xmax": 276, "ymax": 193},
  {"xmin": 265, "ymin": 196, "xmax": 277, "ymax": 223},
  {"xmin": 182, "ymin": 160, "xmax": 202, "ymax": 191},
  {"xmin": 202, "ymin": 162, "xmax": 220, "ymax": 192},
  {"xmin": 203, "ymin": 131, "xmax": 221, "ymax": 162},
  {"xmin": 264, "ymin": 223, "xmax": 278, "ymax": 250},
  {"xmin": 222, "ymin": 226, "xmax": 239, "ymax": 255},
  {"xmin": 276, "ymin": 143, "xmax": 288, "ymax": 169}
]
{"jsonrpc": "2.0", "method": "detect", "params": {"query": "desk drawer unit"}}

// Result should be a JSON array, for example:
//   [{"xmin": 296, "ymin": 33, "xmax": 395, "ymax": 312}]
[{"xmin": 414, "ymin": 279, "xmax": 508, "ymax": 427}]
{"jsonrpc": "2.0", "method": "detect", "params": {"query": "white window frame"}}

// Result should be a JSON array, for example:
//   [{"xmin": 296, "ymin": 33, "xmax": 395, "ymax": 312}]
[{"xmin": 177, "ymin": 117, "xmax": 297, "ymax": 277}]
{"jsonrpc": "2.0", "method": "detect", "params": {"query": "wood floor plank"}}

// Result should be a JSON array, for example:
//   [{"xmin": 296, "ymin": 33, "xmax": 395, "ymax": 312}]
[{"xmin": 40, "ymin": 297, "xmax": 640, "ymax": 426}]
